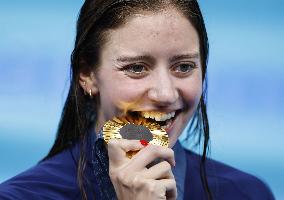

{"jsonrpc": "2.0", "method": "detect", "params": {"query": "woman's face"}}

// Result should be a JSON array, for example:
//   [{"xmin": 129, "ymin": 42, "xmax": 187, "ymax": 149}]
[{"xmin": 92, "ymin": 8, "xmax": 202, "ymax": 147}]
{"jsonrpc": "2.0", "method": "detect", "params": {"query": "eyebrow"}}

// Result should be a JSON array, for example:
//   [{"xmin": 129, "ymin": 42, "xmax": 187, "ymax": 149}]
[
  {"xmin": 115, "ymin": 53, "xmax": 200, "ymax": 63},
  {"xmin": 116, "ymin": 55, "xmax": 155, "ymax": 63},
  {"xmin": 169, "ymin": 53, "xmax": 200, "ymax": 62}
]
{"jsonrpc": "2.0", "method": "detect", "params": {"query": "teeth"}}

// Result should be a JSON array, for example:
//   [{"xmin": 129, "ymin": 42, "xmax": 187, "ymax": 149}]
[{"xmin": 140, "ymin": 111, "xmax": 176, "ymax": 121}]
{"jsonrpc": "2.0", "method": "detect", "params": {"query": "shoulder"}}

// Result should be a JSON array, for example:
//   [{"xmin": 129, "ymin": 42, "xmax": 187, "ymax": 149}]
[
  {"xmin": 0, "ymin": 145, "xmax": 81, "ymax": 200},
  {"xmin": 184, "ymin": 149, "xmax": 275, "ymax": 200}
]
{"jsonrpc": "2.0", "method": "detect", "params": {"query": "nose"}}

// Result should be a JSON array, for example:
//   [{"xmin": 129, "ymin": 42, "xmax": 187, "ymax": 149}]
[{"xmin": 147, "ymin": 73, "xmax": 179, "ymax": 106}]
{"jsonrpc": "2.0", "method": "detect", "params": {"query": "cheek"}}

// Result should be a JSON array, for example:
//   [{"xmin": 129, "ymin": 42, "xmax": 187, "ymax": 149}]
[
  {"xmin": 183, "ymin": 88, "xmax": 202, "ymax": 115},
  {"xmin": 99, "ymin": 77, "xmax": 147, "ymax": 111},
  {"xmin": 180, "ymin": 75, "xmax": 203, "ymax": 107},
  {"xmin": 116, "ymin": 85, "xmax": 145, "ymax": 107}
]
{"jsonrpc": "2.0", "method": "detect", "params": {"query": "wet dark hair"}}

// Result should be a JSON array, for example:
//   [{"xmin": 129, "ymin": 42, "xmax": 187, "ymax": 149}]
[{"xmin": 43, "ymin": 0, "xmax": 211, "ymax": 199}]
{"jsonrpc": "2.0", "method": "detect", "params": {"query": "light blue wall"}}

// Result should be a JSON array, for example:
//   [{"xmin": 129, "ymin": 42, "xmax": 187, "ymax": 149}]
[{"xmin": 0, "ymin": 0, "xmax": 283, "ymax": 198}]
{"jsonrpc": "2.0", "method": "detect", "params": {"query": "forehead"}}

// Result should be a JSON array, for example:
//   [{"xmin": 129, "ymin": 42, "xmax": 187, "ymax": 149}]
[
  {"xmin": 107, "ymin": 8, "xmax": 199, "ymax": 48},
  {"xmin": 103, "ymin": 8, "xmax": 200, "ymax": 58}
]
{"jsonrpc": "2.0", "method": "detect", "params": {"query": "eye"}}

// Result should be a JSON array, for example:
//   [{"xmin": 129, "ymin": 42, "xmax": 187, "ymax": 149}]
[
  {"xmin": 126, "ymin": 64, "xmax": 145, "ymax": 73},
  {"xmin": 122, "ymin": 63, "xmax": 149, "ymax": 78},
  {"xmin": 177, "ymin": 64, "xmax": 191, "ymax": 72},
  {"xmin": 172, "ymin": 62, "xmax": 197, "ymax": 76}
]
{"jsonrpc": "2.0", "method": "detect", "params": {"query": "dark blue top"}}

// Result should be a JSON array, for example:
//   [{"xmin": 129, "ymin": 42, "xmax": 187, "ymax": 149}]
[{"xmin": 0, "ymin": 131, "xmax": 275, "ymax": 200}]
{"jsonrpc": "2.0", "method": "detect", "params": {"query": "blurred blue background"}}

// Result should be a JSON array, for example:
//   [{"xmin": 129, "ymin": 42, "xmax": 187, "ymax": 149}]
[{"xmin": 0, "ymin": 0, "xmax": 283, "ymax": 198}]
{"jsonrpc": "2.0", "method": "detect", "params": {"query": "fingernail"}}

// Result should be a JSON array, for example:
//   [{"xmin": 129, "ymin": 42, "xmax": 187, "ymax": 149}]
[{"xmin": 140, "ymin": 140, "xmax": 149, "ymax": 146}]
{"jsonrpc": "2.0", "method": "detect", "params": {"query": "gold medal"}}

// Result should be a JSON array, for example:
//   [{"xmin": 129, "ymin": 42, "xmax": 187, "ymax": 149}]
[{"xmin": 102, "ymin": 115, "xmax": 169, "ymax": 158}]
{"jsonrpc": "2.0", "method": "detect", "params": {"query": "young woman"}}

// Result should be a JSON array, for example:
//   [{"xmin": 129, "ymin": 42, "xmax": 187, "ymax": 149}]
[{"xmin": 0, "ymin": 0, "xmax": 275, "ymax": 199}]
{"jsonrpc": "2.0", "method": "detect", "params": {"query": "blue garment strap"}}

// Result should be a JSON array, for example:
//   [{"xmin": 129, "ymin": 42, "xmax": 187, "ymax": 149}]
[{"xmin": 91, "ymin": 130, "xmax": 117, "ymax": 200}]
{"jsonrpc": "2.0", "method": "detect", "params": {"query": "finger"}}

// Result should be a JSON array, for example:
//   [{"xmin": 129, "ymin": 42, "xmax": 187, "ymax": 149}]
[
  {"xmin": 129, "ymin": 144, "xmax": 175, "ymax": 170},
  {"xmin": 108, "ymin": 139, "xmax": 144, "ymax": 166},
  {"xmin": 143, "ymin": 161, "xmax": 173, "ymax": 180},
  {"xmin": 157, "ymin": 179, "xmax": 177, "ymax": 200}
]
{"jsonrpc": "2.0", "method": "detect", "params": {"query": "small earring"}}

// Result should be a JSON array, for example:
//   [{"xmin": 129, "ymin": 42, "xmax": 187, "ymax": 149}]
[{"xmin": 89, "ymin": 89, "xmax": 92, "ymax": 97}]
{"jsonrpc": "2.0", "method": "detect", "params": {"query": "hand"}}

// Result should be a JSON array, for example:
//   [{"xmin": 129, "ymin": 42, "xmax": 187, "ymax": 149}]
[{"xmin": 108, "ymin": 139, "xmax": 177, "ymax": 200}]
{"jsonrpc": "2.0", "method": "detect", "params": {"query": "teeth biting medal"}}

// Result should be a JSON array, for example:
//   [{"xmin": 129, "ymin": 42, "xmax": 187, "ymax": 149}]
[{"xmin": 102, "ymin": 114, "xmax": 169, "ymax": 158}]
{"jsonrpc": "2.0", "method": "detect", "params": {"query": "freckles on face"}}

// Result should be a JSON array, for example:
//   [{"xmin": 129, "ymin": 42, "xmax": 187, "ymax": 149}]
[
  {"xmin": 94, "ymin": 8, "xmax": 202, "ymax": 144},
  {"xmin": 95, "ymin": 61, "xmax": 148, "ymax": 114}
]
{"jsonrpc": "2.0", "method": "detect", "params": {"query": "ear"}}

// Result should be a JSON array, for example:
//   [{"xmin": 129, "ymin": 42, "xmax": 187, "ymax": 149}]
[{"xmin": 79, "ymin": 66, "xmax": 99, "ymax": 96}]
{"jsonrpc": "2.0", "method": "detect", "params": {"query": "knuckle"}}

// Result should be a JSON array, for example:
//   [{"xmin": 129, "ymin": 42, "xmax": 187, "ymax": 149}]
[
  {"xmin": 109, "ymin": 169, "xmax": 116, "ymax": 178},
  {"xmin": 116, "ymin": 170, "xmax": 127, "ymax": 181},
  {"xmin": 109, "ymin": 168, "xmax": 124, "ymax": 181},
  {"xmin": 108, "ymin": 139, "xmax": 119, "ymax": 148},
  {"xmin": 132, "ymin": 173, "xmax": 143, "ymax": 188},
  {"xmin": 169, "ymin": 178, "xmax": 177, "ymax": 189},
  {"xmin": 162, "ymin": 161, "xmax": 171, "ymax": 170},
  {"xmin": 149, "ymin": 144, "xmax": 160, "ymax": 156},
  {"xmin": 146, "ymin": 181, "xmax": 157, "ymax": 193},
  {"xmin": 148, "ymin": 145, "xmax": 174, "ymax": 159},
  {"xmin": 116, "ymin": 171, "xmax": 132, "ymax": 187},
  {"xmin": 167, "ymin": 148, "xmax": 174, "ymax": 157},
  {"xmin": 172, "ymin": 178, "xmax": 177, "ymax": 185}
]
